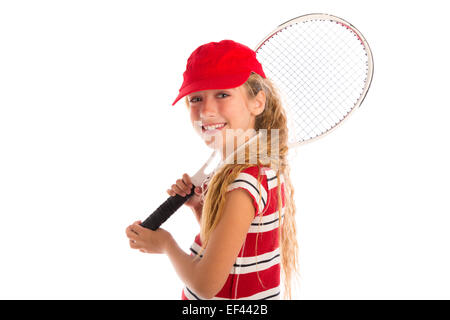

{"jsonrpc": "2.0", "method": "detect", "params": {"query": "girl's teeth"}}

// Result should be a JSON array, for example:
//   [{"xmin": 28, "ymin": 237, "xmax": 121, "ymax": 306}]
[{"xmin": 204, "ymin": 123, "xmax": 226, "ymax": 130}]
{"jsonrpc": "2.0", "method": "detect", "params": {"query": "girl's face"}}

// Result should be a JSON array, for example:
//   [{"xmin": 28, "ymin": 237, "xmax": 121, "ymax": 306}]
[{"xmin": 187, "ymin": 85, "xmax": 266, "ymax": 154}]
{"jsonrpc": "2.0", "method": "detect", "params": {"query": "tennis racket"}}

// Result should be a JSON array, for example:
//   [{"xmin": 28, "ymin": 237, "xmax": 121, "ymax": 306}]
[{"xmin": 140, "ymin": 13, "xmax": 374, "ymax": 230}]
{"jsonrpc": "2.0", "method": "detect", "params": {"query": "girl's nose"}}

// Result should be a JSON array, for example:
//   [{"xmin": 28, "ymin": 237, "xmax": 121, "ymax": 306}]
[{"xmin": 200, "ymin": 97, "xmax": 218, "ymax": 117}]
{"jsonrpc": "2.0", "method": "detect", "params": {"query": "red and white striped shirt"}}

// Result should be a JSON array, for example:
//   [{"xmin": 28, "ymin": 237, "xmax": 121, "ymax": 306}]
[{"xmin": 182, "ymin": 165, "xmax": 285, "ymax": 300}]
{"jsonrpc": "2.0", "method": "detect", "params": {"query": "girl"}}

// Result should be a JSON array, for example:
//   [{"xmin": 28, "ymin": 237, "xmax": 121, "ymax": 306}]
[{"xmin": 125, "ymin": 40, "xmax": 298, "ymax": 299}]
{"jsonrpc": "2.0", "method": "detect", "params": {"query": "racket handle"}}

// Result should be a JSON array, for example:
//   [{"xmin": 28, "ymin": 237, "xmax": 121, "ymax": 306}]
[{"xmin": 140, "ymin": 185, "xmax": 196, "ymax": 230}]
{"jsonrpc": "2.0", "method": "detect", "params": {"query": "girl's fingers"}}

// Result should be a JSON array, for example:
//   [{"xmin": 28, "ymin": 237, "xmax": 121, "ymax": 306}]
[
  {"xmin": 126, "ymin": 221, "xmax": 145, "ymax": 238},
  {"xmin": 176, "ymin": 178, "xmax": 192, "ymax": 195},
  {"xmin": 167, "ymin": 174, "xmax": 194, "ymax": 197},
  {"xmin": 129, "ymin": 240, "xmax": 139, "ymax": 249},
  {"xmin": 126, "ymin": 225, "xmax": 139, "ymax": 239},
  {"xmin": 171, "ymin": 184, "xmax": 186, "ymax": 197},
  {"xmin": 194, "ymin": 187, "xmax": 202, "ymax": 195},
  {"xmin": 131, "ymin": 221, "xmax": 146, "ymax": 233},
  {"xmin": 182, "ymin": 173, "xmax": 193, "ymax": 186}
]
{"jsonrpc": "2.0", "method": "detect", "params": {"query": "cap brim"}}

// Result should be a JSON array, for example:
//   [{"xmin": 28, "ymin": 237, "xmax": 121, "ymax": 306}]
[{"xmin": 171, "ymin": 72, "xmax": 252, "ymax": 106}]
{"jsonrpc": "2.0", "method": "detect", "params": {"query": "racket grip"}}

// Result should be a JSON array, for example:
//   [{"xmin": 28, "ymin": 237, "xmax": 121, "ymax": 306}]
[{"xmin": 140, "ymin": 185, "xmax": 196, "ymax": 230}]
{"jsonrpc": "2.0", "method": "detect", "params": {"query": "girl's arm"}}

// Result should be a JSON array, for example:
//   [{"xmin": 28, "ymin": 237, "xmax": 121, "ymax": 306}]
[
  {"xmin": 167, "ymin": 188, "xmax": 255, "ymax": 298},
  {"xmin": 126, "ymin": 188, "xmax": 255, "ymax": 299}
]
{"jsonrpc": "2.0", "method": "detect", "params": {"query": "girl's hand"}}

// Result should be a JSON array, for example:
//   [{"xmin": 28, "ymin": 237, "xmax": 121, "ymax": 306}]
[
  {"xmin": 167, "ymin": 173, "xmax": 204, "ymax": 211},
  {"xmin": 125, "ymin": 221, "xmax": 173, "ymax": 254}
]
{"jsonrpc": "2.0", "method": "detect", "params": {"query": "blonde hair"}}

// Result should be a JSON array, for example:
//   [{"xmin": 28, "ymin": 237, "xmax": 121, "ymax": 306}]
[{"xmin": 186, "ymin": 72, "xmax": 299, "ymax": 299}]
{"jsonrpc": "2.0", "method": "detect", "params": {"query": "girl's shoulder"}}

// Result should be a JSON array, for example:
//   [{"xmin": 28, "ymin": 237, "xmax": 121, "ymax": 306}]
[
  {"xmin": 234, "ymin": 165, "xmax": 280, "ymax": 189},
  {"xmin": 227, "ymin": 165, "xmax": 283, "ymax": 216}
]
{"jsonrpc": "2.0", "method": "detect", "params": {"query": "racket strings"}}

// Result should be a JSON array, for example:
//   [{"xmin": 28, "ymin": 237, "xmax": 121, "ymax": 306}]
[{"xmin": 256, "ymin": 19, "xmax": 370, "ymax": 144}]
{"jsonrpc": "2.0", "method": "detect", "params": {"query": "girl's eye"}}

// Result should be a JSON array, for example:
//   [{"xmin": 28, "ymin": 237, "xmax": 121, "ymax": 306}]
[
  {"xmin": 189, "ymin": 97, "xmax": 201, "ymax": 103},
  {"xmin": 189, "ymin": 93, "xmax": 229, "ymax": 103}
]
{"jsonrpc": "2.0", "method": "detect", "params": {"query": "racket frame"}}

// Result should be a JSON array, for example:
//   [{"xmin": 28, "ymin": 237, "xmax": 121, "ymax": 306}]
[{"xmin": 255, "ymin": 13, "xmax": 374, "ymax": 149}]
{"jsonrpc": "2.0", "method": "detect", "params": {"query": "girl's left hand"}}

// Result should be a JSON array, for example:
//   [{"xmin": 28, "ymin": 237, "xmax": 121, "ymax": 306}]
[{"xmin": 125, "ymin": 221, "xmax": 173, "ymax": 254}]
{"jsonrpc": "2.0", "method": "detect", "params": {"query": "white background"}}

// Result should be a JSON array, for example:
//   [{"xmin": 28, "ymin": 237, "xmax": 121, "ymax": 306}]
[{"xmin": 1, "ymin": 0, "xmax": 449, "ymax": 299}]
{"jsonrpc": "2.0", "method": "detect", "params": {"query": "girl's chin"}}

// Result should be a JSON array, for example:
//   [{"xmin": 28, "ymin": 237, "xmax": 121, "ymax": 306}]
[
  {"xmin": 202, "ymin": 129, "xmax": 255, "ymax": 149},
  {"xmin": 203, "ymin": 135, "xmax": 225, "ymax": 149}
]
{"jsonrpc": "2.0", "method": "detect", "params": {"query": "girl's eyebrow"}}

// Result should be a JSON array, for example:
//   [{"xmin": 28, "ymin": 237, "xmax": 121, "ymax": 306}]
[
  {"xmin": 188, "ymin": 90, "xmax": 231, "ymax": 98},
  {"xmin": 188, "ymin": 92, "xmax": 203, "ymax": 98},
  {"xmin": 213, "ymin": 88, "xmax": 233, "ymax": 92}
]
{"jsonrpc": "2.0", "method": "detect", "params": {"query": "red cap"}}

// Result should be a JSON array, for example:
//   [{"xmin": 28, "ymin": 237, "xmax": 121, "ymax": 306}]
[{"xmin": 172, "ymin": 39, "xmax": 266, "ymax": 106}]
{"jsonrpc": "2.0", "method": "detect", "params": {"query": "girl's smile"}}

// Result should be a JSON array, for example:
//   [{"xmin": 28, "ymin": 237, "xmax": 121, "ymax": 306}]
[{"xmin": 201, "ymin": 122, "xmax": 227, "ymax": 134}]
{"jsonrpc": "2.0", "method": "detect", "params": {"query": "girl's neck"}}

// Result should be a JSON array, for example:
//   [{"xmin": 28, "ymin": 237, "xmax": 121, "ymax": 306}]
[{"xmin": 220, "ymin": 130, "xmax": 260, "ymax": 163}]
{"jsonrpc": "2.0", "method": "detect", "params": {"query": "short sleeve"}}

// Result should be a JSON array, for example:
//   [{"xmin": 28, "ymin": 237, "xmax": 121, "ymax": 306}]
[{"xmin": 226, "ymin": 166, "xmax": 268, "ymax": 216}]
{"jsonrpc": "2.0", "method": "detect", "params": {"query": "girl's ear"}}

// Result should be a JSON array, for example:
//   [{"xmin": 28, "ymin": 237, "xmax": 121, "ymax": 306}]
[{"xmin": 250, "ymin": 90, "xmax": 266, "ymax": 116}]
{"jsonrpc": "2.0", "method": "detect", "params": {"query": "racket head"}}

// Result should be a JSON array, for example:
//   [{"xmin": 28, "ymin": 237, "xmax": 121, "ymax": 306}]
[{"xmin": 255, "ymin": 13, "xmax": 374, "ymax": 148}]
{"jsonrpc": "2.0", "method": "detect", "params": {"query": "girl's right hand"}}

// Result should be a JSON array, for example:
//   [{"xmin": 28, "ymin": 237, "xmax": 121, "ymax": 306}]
[{"xmin": 167, "ymin": 173, "xmax": 204, "ymax": 210}]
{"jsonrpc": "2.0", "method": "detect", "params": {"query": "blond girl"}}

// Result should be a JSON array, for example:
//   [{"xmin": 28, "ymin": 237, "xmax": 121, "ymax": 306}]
[{"xmin": 126, "ymin": 40, "xmax": 298, "ymax": 299}]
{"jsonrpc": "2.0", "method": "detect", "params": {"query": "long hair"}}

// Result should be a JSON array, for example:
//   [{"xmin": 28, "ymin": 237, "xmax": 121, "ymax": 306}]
[{"xmin": 186, "ymin": 72, "xmax": 299, "ymax": 299}]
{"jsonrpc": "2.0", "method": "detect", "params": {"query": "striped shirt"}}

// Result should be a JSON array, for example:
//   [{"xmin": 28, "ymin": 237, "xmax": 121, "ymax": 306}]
[{"xmin": 182, "ymin": 165, "xmax": 285, "ymax": 300}]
